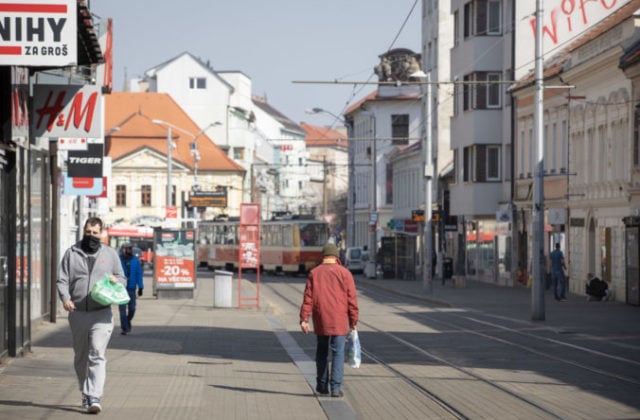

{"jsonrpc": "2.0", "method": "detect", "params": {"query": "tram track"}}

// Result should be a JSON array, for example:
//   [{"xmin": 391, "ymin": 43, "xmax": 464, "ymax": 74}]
[
  {"xmin": 258, "ymin": 276, "xmax": 640, "ymax": 419},
  {"xmin": 360, "ymin": 283, "xmax": 640, "ymax": 386}
]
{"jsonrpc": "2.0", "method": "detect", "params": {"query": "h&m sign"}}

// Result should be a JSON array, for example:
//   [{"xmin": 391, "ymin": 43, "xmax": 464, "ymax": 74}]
[{"xmin": 32, "ymin": 84, "xmax": 102, "ymax": 138}]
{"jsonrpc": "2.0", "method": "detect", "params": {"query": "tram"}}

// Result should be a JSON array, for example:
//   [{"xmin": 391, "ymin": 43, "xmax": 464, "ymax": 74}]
[{"xmin": 197, "ymin": 216, "xmax": 330, "ymax": 274}]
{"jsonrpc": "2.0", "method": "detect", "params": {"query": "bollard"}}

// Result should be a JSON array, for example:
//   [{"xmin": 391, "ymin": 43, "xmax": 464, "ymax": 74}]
[{"xmin": 214, "ymin": 270, "xmax": 233, "ymax": 307}]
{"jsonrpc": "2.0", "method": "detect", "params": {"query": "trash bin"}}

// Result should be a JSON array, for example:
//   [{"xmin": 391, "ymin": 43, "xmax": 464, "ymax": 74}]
[
  {"xmin": 214, "ymin": 270, "xmax": 233, "ymax": 308},
  {"xmin": 443, "ymin": 257, "xmax": 453, "ymax": 280}
]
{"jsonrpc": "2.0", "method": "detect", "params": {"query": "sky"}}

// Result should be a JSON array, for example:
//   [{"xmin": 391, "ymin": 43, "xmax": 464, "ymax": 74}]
[{"xmin": 89, "ymin": 0, "xmax": 422, "ymax": 128}]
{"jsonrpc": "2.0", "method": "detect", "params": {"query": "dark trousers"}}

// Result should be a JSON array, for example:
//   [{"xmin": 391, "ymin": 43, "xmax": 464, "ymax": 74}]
[{"xmin": 118, "ymin": 289, "xmax": 137, "ymax": 332}]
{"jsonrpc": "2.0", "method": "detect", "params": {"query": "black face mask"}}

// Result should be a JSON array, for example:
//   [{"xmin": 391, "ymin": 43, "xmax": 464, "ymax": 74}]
[{"xmin": 81, "ymin": 235, "xmax": 101, "ymax": 254}]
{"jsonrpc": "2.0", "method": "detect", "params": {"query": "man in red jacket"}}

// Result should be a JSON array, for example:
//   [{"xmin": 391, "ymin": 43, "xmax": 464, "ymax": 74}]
[{"xmin": 300, "ymin": 242, "xmax": 359, "ymax": 398}]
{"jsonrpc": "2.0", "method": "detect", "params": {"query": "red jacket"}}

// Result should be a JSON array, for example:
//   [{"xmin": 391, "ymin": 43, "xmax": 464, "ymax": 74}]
[{"xmin": 299, "ymin": 257, "xmax": 359, "ymax": 336}]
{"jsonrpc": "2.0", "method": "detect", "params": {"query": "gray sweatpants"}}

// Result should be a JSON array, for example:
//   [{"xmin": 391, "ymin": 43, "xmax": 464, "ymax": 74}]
[{"xmin": 68, "ymin": 308, "xmax": 114, "ymax": 398}]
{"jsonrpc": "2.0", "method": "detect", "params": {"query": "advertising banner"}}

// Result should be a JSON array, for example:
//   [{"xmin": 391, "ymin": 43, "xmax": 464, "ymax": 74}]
[
  {"xmin": 67, "ymin": 142, "xmax": 103, "ymax": 177},
  {"xmin": 0, "ymin": 0, "xmax": 77, "ymax": 66},
  {"xmin": 32, "ymin": 84, "xmax": 102, "ymax": 138},
  {"xmin": 154, "ymin": 229, "xmax": 196, "ymax": 289}
]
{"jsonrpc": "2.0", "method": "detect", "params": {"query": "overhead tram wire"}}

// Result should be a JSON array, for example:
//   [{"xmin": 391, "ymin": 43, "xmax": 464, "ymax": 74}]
[{"xmin": 331, "ymin": 0, "xmax": 420, "ymax": 120}]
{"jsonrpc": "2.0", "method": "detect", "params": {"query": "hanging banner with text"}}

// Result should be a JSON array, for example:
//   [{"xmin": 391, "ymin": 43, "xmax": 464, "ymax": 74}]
[
  {"xmin": 153, "ymin": 229, "xmax": 196, "ymax": 289},
  {"xmin": 0, "ymin": 0, "xmax": 77, "ymax": 67}
]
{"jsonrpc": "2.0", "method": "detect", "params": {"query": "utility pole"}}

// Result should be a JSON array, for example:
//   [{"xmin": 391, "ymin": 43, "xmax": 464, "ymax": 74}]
[
  {"xmin": 532, "ymin": 0, "xmax": 545, "ymax": 320},
  {"xmin": 423, "ymin": 72, "xmax": 434, "ymax": 294},
  {"xmin": 166, "ymin": 126, "xmax": 172, "ymax": 208},
  {"xmin": 322, "ymin": 155, "xmax": 328, "ymax": 216}
]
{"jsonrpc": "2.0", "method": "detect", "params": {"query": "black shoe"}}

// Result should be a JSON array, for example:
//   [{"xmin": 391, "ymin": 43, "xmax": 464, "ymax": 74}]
[
  {"xmin": 315, "ymin": 385, "xmax": 329, "ymax": 395},
  {"xmin": 331, "ymin": 390, "xmax": 344, "ymax": 398},
  {"xmin": 121, "ymin": 330, "xmax": 127, "ymax": 335}
]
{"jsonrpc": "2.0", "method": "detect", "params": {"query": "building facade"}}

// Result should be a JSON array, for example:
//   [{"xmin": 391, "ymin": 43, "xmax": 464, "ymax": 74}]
[{"xmin": 512, "ymin": 1, "xmax": 640, "ymax": 302}]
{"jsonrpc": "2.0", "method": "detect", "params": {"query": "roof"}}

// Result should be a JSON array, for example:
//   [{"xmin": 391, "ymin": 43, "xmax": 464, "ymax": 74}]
[
  {"xmin": 143, "ymin": 51, "xmax": 234, "ymax": 92},
  {"xmin": 301, "ymin": 123, "xmax": 348, "ymax": 149},
  {"xmin": 343, "ymin": 90, "xmax": 421, "ymax": 116},
  {"xmin": 104, "ymin": 92, "xmax": 244, "ymax": 173},
  {"xmin": 512, "ymin": 0, "xmax": 640, "ymax": 91},
  {"xmin": 252, "ymin": 96, "xmax": 304, "ymax": 134}
]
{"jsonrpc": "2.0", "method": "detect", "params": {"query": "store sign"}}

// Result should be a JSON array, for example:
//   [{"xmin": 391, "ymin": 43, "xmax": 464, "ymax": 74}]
[
  {"xmin": 188, "ymin": 190, "xmax": 227, "ymax": 208},
  {"xmin": 67, "ymin": 142, "xmax": 103, "ymax": 177},
  {"xmin": 0, "ymin": 0, "xmax": 77, "ymax": 66},
  {"xmin": 62, "ymin": 171, "xmax": 102, "ymax": 196},
  {"xmin": 32, "ymin": 85, "xmax": 102, "ymax": 138}
]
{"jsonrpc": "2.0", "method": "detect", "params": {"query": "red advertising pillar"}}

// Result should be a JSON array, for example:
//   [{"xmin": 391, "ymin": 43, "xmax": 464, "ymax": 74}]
[{"xmin": 238, "ymin": 203, "xmax": 260, "ymax": 308}]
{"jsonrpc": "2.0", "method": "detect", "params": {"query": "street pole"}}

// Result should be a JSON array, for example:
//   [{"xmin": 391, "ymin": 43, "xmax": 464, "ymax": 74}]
[
  {"xmin": 322, "ymin": 155, "xmax": 328, "ymax": 216},
  {"xmin": 166, "ymin": 126, "xmax": 172, "ymax": 208},
  {"xmin": 369, "ymin": 114, "xmax": 377, "ymax": 277},
  {"xmin": 423, "ymin": 72, "xmax": 434, "ymax": 294},
  {"xmin": 532, "ymin": 0, "xmax": 545, "ymax": 320}
]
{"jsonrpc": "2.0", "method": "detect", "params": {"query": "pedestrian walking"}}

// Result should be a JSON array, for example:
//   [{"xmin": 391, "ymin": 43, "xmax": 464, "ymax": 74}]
[
  {"xmin": 57, "ymin": 217, "xmax": 126, "ymax": 414},
  {"xmin": 549, "ymin": 243, "xmax": 567, "ymax": 301},
  {"xmin": 118, "ymin": 243, "xmax": 144, "ymax": 335},
  {"xmin": 299, "ymin": 243, "xmax": 359, "ymax": 398}
]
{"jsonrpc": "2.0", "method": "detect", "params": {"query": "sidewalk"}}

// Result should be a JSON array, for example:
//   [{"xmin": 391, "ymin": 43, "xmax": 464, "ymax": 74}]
[
  {"xmin": 358, "ymin": 274, "xmax": 640, "ymax": 337},
  {"xmin": 0, "ymin": 275, "xmax": 327, "ymax": 420}
]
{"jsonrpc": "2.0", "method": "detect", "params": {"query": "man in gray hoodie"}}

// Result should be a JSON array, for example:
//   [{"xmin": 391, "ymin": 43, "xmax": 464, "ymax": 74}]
[{"xmin": 57, "ymin": 217, "xmax": 126, "ymax": 414}]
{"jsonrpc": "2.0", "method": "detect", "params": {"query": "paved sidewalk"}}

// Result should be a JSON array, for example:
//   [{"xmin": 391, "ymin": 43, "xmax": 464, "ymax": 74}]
[
  {"xmin": 0, "ymin": 275, "xmax": 327, "ymax": 420},
  {"xmin": 357, "ymin": 274, "xmax": 640, "ymax": 337}
]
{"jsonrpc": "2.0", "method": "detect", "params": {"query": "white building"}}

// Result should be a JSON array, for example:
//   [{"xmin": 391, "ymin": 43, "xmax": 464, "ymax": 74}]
[
  {"xmin": 421, "ymin": 0, "xmax": 456, "ymax": 276},
  {"xmin": 130, "ymin": 52, "xmax": 302, "ymax": 215},
  {"xmin": 301, "ymin": 122, "xmax": 349, "ymax": 225},
  {"xmin": 252, "ymin": 96, "xmax": 309, "ymax": 215},
  {"xmin": 345, "ymin": 49, "xmax": 424, "ymax": 263}
]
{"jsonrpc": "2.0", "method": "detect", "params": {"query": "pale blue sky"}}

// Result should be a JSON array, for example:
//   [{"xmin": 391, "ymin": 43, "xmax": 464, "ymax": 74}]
[{"xmin": 90, "ymin": 0, "xmax": 421, "ymax": 127}]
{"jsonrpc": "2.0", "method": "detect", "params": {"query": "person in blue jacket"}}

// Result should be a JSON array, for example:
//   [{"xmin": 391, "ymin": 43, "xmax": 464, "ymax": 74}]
[{"xmin": 119, "ymin": 243, "xmax": 144, "ymax": 335}]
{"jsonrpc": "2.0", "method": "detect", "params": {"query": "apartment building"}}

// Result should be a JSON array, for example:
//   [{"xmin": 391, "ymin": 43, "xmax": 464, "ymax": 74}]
[{"xmin": 448, "ymin": 0, "xmax": 515, "ymax": 282}]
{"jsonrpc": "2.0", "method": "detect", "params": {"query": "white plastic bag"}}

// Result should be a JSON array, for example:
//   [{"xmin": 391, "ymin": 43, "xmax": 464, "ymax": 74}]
[{"xmin": 346, "ymin": 329, "xmax": 361, "ymax": 368}]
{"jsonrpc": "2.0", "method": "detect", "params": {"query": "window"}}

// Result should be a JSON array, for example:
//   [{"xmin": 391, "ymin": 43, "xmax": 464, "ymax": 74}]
[
  {"xmin": 391, "ymin": 114, "xmax": 409, "ymax": 145},
  {"xmin": 386, "ymin": 164, "xmax": 393, "ymax": 205},
  {"xmin": 487, "ymin": 146, "xmax": 500, "ymax": 180},
  {"xmin": 463, "ymin": 2, "xmax": 471, "ymax": 38},
  {"xmin": 189, "ymin": 77, "xmax": 206, "ymax": 90},
  {"xmin": 141, "ymin": 185, "xmax": 151, "ymax": 206},
  {"xmin": 453, "ymin": 149, "xmax": 459, "ymax": 183},
  {"xmin": 463, "ymin": 72, "xmax": 501, "ymax": 110},
  {"xmin": 454, "ymin": 11, "xmax": 460, "ymax": 46},
  {"xmin": 635, "ymin": 107, "xmax": 640, "ymax": 167},
  {"xmin": 463, "ymin": 145, "xmax": 501, "ymax": 182},
  {"xmin": 233, "ymin": 147, "xmax": 244, "ymax": 160},
  {"xmin": 116, "ymin": 184, "xmax": 126, "ymax": 206},
  {"xmin": 463, "ymin": 147, "xmax": 471, "ymax": 182},
  {"xmin": 463, "ymin": 0, "xmax": 502, "ymax": 37}
]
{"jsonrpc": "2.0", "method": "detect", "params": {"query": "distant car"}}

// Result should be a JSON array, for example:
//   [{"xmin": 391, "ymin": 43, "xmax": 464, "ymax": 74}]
[{"xmin": 345, "ymin": 247, "xmax": 368, "ymax": 274}]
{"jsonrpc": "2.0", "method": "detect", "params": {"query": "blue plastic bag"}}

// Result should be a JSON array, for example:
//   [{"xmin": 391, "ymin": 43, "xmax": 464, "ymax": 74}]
[
  {"xmin": 90, "ymin": 275, "xmax": 130, "ymax": 306},
  {"xmin": 346, "ymin": 329, "xmax": 361, "ymax": 368}
]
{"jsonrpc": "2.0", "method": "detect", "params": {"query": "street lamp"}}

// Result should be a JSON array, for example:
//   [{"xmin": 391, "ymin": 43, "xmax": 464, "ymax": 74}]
[
  {"xmin": 305, "ymin": 107, "xmax": 356, "ymax": 246},
  {"xmin": 150, "ymin": 120, "xmax": 174, "ymax": 208},
  {"xmin": 151, "ymin": 119, "xmax": 221, "ymax": 201},
  {"xmin": 410, "ymin": 69, "xmax": 435, "ymax": 293}
]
